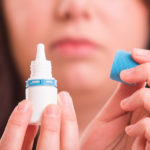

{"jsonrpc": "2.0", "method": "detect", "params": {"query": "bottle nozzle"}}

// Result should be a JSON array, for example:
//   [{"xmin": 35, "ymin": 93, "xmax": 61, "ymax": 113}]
[
  {"xmin": 30, "ymin": 43, "xmax": 52, "ymax": 79},
  {"xmin": 36, "ymin": 44, "xmax": 46, "ymax": 61}
]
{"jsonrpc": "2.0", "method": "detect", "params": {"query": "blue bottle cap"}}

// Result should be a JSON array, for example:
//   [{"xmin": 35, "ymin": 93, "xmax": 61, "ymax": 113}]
[{"xmin": 110, "ymin": 50, "xmax": 139, "ymax": 85}]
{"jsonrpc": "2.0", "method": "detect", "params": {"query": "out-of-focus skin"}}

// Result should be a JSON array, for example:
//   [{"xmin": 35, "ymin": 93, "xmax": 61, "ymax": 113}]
[
  {"xmin": 80, "ymin": 49, "xmax": 150, "ymax": 149},
  {"xmin": 3, "ymin": 0, "xmax": 148, "ymax": 91},
  {"xmin": 1, "ymin": 0, "xmax": 150, "ymax": 149},
  {"xmin": 1, "ymin": 49, "xmax": 150, "ymax": 149},
  {"xmin": 0, "ymin": 92, "xmax": 80, "ymax": 150},
  {"xmin": 2, "ymin": 0, "xmax": 149, "ymax": 133}
]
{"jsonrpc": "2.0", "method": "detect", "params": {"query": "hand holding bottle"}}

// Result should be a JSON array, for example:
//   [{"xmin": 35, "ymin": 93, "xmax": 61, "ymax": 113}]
[
  {"xmin": 1, "ymin": 49, "xmax": 150, "ymax": 150},
  {"xmin": 0, "ymin": 92, "xmax": 79, "ymax": 150}
]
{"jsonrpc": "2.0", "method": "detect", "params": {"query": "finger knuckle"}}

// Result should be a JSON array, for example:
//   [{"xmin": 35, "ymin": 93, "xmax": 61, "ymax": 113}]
[
  {"xmin": 141, "ymin": 117, "xmax": 150, "ymax": 127},
  {"xmin": 42, "ymin": 124, "xmax": 59, "ymax": 134},
  {"xmin": 141, "ymin": 118, "xmax": 150, "ymax": 139},
  {"xmin": 138, "ymin": 88, "xmax": 150, "ymax": 107},
  {"xmin": 138, "ymin": 90, "xmax": 144, "ymax": 105},
  {"xmin": 139, "ymin": 88, "xmax": 147, "ymax": 101},
  {"xmin": 9, "ymin": 118, "xmax": 25, "ymax": 127},
  {"xmin": 145, "ymin": 63, "xmax": 150, "ymax": 75},
  {"xmin": 42, "ymin": 117, "xmax": 60, "ymax": 134},
  {"xmin": 63, "ymin": 111, "xmax": 77, "ymax": 122},
  {"xmin": 145, "ymin": 126, "xmax": 150, "ymax": 137},
  {"xmin": 65, "ymin": 112, "xmax": 76, "ymax": 121}
]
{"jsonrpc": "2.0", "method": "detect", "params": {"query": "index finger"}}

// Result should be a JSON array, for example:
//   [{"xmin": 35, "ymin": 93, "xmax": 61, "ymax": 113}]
[
  {"xmin": 0, "ymin": 100, "xmax": 32, "ymax": 150},
  {"xmin": 132, "ymin": 48, "xmax": 150, "ymax": 64}
]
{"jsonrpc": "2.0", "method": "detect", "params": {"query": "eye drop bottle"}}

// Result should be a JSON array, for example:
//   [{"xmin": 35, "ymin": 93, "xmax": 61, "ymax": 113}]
[{"xmin": 25, "ymin": 43, "xmax": 57, "ymax": 125}]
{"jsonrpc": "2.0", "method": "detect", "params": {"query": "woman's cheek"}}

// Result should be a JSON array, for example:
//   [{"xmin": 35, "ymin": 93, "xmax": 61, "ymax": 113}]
[{"xmin": 94, "ymin": 0, "xmax": 149, "ymax": 49}]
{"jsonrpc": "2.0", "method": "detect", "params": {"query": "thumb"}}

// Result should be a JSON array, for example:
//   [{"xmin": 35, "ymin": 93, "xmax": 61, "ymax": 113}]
[
  {"xmin": 97, "ymin": 82, "xmax": 144, "ymax": 122},
  {"xmin": 80, "ymin": 83, "xmax": 144, "ymax": 150}
]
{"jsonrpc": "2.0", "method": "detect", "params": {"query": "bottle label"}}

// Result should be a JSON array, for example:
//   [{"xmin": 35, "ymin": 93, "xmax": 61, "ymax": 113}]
[{"xmin": 26, "ymin": 79, "xmax": 57, "ymax": 88}]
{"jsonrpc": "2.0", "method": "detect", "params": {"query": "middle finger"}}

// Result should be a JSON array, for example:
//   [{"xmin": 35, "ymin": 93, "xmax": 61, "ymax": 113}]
[
  {"xmin": 120, "ymin": 88, "xmax": 150, "ymax": 112},
  {"xmin": 120, "ymin": 63, "xmax": 150, "ymax": 85},
  {"xmin": 36, "ymin": 105, "xmax": 61, "ymax": 150}
]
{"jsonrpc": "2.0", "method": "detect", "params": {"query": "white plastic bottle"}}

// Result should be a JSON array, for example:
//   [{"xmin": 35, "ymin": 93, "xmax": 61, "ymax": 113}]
[{"xmin": 25, "ymin": 43, "xmax": 57, "ymax": 125}]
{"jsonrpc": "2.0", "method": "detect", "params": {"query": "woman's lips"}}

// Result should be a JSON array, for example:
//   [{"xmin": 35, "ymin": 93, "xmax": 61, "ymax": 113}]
[{"xmin": 51, "ymin": 39, "xmax": 98, "ymax": 57}]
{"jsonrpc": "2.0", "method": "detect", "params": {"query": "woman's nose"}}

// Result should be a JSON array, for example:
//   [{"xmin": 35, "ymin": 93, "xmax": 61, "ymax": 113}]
[{"xmin": 55, "ymin": 0, "xmax": 89, "ymax": 20}]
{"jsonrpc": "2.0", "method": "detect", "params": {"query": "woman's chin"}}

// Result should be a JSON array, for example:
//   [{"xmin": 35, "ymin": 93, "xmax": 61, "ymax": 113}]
[
  {"xmin": 57, "ymin": 73, "xmax": 106, "ymax": 93},
  {"xmin": 54, "ymin": 63, "xmax": 109, "ymax": 93}
]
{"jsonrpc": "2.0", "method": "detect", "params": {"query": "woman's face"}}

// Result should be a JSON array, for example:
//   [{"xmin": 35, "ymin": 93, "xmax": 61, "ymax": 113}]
[{"xmin": 3, "ymin": 0, "xmax": 149, "ymax": 94}]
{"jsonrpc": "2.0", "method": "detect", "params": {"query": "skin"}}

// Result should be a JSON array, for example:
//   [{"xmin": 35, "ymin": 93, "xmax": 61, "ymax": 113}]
[
  {"xmin": 2, "ymin": 0, "xmax": 149, "ymax": 133},
  {"xmin": 1, "ymin": 50, "xmax": 150, "ymax": 149},
  {"xmin": 0, "ymin": 93, "xmax": 80, "ymax": 150},
  {"xmin": 1, "ymin": 0, "xmax": 150, "ymax": 149}
]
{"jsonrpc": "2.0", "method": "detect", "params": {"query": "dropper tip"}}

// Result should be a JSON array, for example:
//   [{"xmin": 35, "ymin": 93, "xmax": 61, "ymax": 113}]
[
  {"xmin": 37, "ymin": 43, "xmax": 44, "ymax": 50},
  {"xmin": 36, "ymin": 43, "xmax": 46, "ymax": 61}
]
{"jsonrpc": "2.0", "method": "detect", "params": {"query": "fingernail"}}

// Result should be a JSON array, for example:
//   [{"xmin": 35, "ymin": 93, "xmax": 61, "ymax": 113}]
[
  {"xmin": 46, "ymin": 105, "xmax": 58, "ymax": 117},
  {"xmin": 133, "ymin": 48, "xmax": 149, "ymax": 56},
  {"xmin": 120, "ymin": 98, "xmax": 130, "ymax": 107},
  {"xmin": 60, "ymin": 92, "xmax": 72, "ymax": 105},
  {"xmin": 125, "ymin": 125, "xmax": 134, "ymax": 132},
  {"xmin": 122, "ymin": 68, "xmax": 134, "ymax": 75},
  {"xmin": 17, "ymin": 100, "xmax": 31, "ymax": 112}
]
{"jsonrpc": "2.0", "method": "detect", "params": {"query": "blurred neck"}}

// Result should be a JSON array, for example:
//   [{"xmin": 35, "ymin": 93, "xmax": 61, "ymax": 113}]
[{"xmin": 70, "ymin": 82, "xmax": 117, "ymax": 135}]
